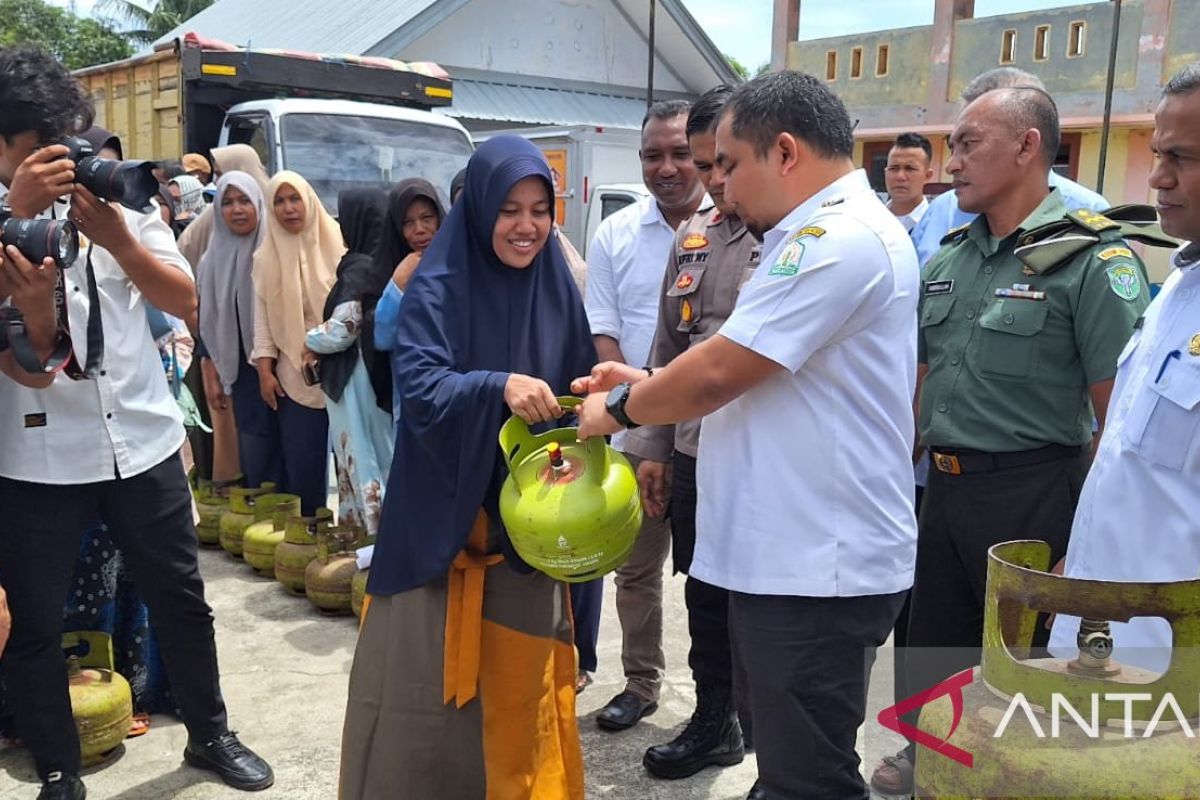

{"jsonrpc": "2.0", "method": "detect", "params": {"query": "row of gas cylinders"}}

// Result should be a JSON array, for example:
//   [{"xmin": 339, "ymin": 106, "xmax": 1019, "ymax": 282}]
[{"xmin": 193, "ymin": 479, "xmax": 371, "ymax": 618}]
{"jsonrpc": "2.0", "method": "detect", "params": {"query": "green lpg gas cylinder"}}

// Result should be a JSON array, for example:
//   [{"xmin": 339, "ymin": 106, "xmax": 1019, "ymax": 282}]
[
  {"xmin": 305, "ymin": 525, "xmax": 367, "ymax": 615},
  {"xmin": 497, "ymin": 396, "xmax": 641, "ymax": 583},
  {"xmin": 218, "ymin": 483, "xmax": 276, "ymax": 557},
  {"xmin": 914, "ymin": 540, "xmax": 1200, "ymax": 799},
  {"xmin": 62, "ymin": 632, "xmax": 133, "ymax": 768},
  {"xmin": 275, "ymin": 507, "xmax": 335, "ymax": 595},
  {"xmin": 242, "ymin": 493, "xmax": 301, "ymax": 576},
  {"xmin": 195, "ymin": 477, "xmax": 239, "ymax": 547}
]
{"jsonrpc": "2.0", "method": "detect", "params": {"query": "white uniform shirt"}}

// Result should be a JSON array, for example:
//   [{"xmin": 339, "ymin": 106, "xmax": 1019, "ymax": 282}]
[
  {"xmin": 585, "ymin": 194, "xmax": 680, "ymax": 450},
  {"xmin": 889, "ymin": 196, "xmax": 929, "ymax": 233},
  {"xmin": 1050, "ymin": 244, "xmax": 1200, "ymax": 673},
  {"xmin": 0, "ymin": 194, "xmax": 192, "ymax": 484},
  {"xmin": 691, "ymin": 170, "xmax": 920, "ymax": 597}
]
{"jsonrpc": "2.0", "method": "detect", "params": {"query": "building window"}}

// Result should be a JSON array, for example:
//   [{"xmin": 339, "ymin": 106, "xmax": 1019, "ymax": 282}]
[
  {"xmin": 1068, "ymin": 21, "xmax": 1086, "ymax": 57},
  {"xmin": 850, "ymin": 46, "xmax": 863, "ymax": 79},
  {"xmin": 876, "ymin": 44, "xmax": 890, "ymax": 77},
  {"xmin": 1001, "ymin": 29, "xmax": 1017, "ymax": 64},
  {"xmin": 825, "ymin": 50, "xmax": 837, "ymax": 81},
  {"xmin": 1034, "ymin": 25, "xmax": 1051, "ymax": 61}
]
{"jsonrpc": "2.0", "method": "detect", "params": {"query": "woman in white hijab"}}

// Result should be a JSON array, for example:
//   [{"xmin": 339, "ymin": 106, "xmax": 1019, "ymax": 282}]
[{"xmin": 251, "ymin": 171, "xmax": 344, "ymax": 514}]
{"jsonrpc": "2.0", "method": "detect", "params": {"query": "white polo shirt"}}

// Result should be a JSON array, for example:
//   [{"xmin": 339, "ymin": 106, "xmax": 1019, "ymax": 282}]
[
  {"xmin": 690, "ymin": 170, "xmax": 920, "ymax": 597},
  {"xmin": 0, "ymin": 194, "xmax": 192, "ymax": 484},
  {"xmin": 1050, "ymin": 244, "xmax": 1200, "ymax": 673},
  {"xmin": 585, "ymin": 194, "xmax": 682, "ymax": 450},
  {"xmin": 888, "ymin": 196, "xmax": 929, "ymax": 233}
]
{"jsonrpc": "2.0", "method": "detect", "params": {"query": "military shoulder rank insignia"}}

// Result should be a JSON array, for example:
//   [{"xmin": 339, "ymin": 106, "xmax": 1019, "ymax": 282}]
[
  {"xmin": 708, "ymin": 212, "xmax": 723, "ymax": 226},
  {"xmin": 1068, "ymin": 209, "xmax": 1120, "ymax": 232},
  {"xmin": 1105, "ymin": 263, "xmax": 1142, "ymax": 301},
  {"xmin": 940, "ymin": 223, "xmax": 971, "ymax": 246},
  {"xmin": 795, "ymin": 226, "xmax": 826, "ymax": 239},
  {"xmin": 1097, "ymin": 246, "xmax": 1134, "ymax": 261},
  {"xmin": 1189, "ymin": 333, "xmax": 1200, "ymax": 357},
  {"xmin": 820, "ymin": 198, "xmax": 845, "ymax": 208},
  {"xmin": 681, "ymin": 233, "xmax": 709, "ymax": 250}
]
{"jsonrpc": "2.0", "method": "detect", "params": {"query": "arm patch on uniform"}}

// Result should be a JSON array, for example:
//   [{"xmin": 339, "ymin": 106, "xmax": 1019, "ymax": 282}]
[
  {"xmin": 1105, "ymin": 263, "xmax": 1142, "ymax": 301},
  {"xmin": 767, "ymin": 240, "xmax": 805, "ymax": 277},
  {"xmin": 795, "ymin": 226, "xmax": 826, "ymax": 239},
  {"xmin": 1097, "ymin": 246, "xmax": 1133, "ymax": 261}
]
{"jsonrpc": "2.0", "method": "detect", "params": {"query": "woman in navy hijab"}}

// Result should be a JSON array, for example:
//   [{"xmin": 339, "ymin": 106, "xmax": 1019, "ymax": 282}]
[{"xmin": 339, "ymin": 137, "xmax": 595, "ymax": 799}]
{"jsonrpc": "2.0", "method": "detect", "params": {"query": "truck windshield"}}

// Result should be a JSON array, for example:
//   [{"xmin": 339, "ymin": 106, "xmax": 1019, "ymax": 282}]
[{"xmin": 279, "ymin": 113, "xmax": 473, "ymax": 216}]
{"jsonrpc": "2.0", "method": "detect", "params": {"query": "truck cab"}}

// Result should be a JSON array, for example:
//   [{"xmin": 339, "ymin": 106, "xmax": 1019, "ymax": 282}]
[{"xmin": 221, "ymin": 98, "xmax": 473, "ymax": 215}]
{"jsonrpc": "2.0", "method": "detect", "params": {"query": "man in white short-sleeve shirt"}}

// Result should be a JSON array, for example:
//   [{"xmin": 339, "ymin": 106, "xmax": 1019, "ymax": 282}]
[
  {"xmin": 576, "ymin": 71, "xmax": 918, "ymax": 800},
  {"xmin": 1049, "ymin": 63, "xmax": 1200, "ymax": 676}
]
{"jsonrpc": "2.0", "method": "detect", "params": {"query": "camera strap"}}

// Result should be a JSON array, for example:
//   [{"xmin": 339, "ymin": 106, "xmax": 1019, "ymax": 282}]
[{"xmin": 54, "ymin": 244, "xmax": 105, "ymax": 380}]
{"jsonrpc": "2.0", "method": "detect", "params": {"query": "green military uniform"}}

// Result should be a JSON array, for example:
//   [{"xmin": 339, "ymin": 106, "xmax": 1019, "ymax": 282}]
[
  {"xmin": 918, "ymin": 190, "xmax": 1150, "ymax": 454},
  {"xmin": 905, "ymin": 190, "xmax": 1163, "ymax": 742},
  {"xmin": 621, "ymin": 202, "xmax": 760, "ymax": 771}
]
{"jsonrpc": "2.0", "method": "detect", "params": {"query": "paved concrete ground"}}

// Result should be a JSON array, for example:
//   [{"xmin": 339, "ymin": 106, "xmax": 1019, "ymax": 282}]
[{"xmin": 0, "ymin": 547, "xmax": 903, "ymax": 799}]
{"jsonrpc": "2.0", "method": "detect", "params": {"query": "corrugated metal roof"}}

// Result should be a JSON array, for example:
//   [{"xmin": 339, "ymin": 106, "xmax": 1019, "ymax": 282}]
[
  {"xmin": 441, "ymin": 79, "xmax": 648, "ymax": 128},
  {"xmin": 154, "ymin": 0, "xmax": 439, "ymax": 54}
]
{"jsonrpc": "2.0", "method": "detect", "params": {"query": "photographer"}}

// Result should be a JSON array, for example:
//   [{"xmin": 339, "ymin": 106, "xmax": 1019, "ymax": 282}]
[{"xmin": 0, "ymin": 47, "xmax": 273, "ymax": 800}]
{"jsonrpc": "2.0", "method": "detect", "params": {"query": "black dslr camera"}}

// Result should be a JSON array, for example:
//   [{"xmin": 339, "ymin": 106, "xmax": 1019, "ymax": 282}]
[
  {"xmin": 0, "ymin": 207, "xmax": 78, "ymax": 270},
  {"xmin": 58, "ymin": 136, "xmax": 159, "ymax": 214}
]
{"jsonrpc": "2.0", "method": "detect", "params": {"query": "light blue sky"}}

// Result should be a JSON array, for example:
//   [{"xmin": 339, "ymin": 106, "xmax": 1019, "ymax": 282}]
[{"xmin": 51, "ymin": 0, "xmax": 1105, "ymax": 74}]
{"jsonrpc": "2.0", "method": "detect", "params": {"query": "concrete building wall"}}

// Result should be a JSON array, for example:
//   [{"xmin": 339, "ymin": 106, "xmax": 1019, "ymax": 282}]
[
  {"xmin": 1165, "ymin": 1, "xmax": 1200, "ymax": 80},
  {"xmin": 949, "ymin": 2, "xmax": 1142, "ymax": 100},
  {"xmin": 789, "ymin": 27, "xmax": 932, "ymax": 106}
]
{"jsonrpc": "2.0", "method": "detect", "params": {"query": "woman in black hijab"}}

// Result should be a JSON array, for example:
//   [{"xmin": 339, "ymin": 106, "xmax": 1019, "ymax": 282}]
[
  {"xmin": 305, "ymin": 189, "xmax": 392, "ymax": 535},
  {"xmin": 369, "ymin": 179, "xmax": 447, "ymax": 422}
]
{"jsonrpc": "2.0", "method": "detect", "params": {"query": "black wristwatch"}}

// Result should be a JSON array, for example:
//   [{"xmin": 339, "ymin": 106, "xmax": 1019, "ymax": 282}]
[{"xmin": 604, "ymin": 382, "xmax": 639, "ymax": 429}]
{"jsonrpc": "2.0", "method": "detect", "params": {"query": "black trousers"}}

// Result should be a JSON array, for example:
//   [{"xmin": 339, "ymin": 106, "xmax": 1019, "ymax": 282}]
[
  {"xmin": 731, "ymin": 590, "xmax": 906, "ymax": 800},
  {"xmin": 0, "ymin": 453, "xmax": 228, "ymax": 779},
  {"xmin": 569, "ymin": 579, "xmax": 602, "ymax": 673},
  {"xmin": 903, "ymin": 451, "xmax": 1086, "ymax": 733},
  {"xmin": 672, "ymin": 452, "xmax": 753, "ymax": 740}
]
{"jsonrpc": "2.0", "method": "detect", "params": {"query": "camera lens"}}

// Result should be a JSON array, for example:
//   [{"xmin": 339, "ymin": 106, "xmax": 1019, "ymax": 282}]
[
  {"xmin": 0, "ymin": 217, "xmax": 79, "ymax": 269},
  {"xmin": 76, "ymin": 157, "xmax": 160, "ymax": 214}
]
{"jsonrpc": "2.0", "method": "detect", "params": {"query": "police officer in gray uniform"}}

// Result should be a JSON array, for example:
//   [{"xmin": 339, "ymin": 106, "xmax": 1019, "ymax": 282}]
[{"xmin": 624, "ymin": 86, "xmax": 762, "ymax": 785}]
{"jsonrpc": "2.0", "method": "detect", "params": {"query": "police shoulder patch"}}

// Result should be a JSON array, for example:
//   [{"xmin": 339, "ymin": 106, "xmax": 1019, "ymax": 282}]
[
  {"xmin": 768, "ymin": 240, "xmax": 805, "ymax": 277},
  {"xmin": 794, "ymin": 226, "xmax": 826, "ymax": 240},
  {"xmin": 681, "ymin": 233, "xmax": 709, "ymax": 250},
  {"xmin": 1105, "ymin": 263, "xmax": 1142, "ymax": 301}
]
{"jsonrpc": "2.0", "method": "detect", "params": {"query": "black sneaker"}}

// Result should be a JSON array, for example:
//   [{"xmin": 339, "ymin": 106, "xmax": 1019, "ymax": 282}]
[
  {"xmin": 183, "ymin": 731, "xmax": 274, "ymax": 791},
  {"xmin": 37, "ymin": 773, "xmax": 85, "ymax": 800}
]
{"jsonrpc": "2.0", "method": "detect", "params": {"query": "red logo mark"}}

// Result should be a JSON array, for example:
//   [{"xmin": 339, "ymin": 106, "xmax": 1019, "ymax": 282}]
[{"xmin": 877, "ymin": 667, "xmax": 975, "ymax": 768}]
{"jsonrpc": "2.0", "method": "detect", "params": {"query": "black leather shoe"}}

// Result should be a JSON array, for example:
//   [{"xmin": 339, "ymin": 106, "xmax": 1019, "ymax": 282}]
[
  {"xmin": 746, "ymin": 780, "xmax": 768, "ymax": 800},
  {"xmin": 644, "ymin": 685, "xmax": 744, "ymax": 779},
  {"xmin": 184, "ymin": 731, "xmax": 274, "ymax": 791},
  {"xmin": 596, "ymin": 691, "xmax": 657, "ymax": 731},
  {"xmin": 37, "ymin": 774, "xmax": 85, "ymax": 800}
]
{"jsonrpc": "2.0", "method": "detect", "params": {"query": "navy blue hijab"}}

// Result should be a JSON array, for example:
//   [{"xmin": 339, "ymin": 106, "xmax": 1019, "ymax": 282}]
[{"xmin": 368, "ymin": 136, "xmax": 597, "ymax": 596}]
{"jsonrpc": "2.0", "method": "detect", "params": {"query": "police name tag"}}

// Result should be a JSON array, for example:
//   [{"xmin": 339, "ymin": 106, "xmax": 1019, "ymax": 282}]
[{"xmin": 924, "ymin": 280, "xmax": 954, "ymax": 295}]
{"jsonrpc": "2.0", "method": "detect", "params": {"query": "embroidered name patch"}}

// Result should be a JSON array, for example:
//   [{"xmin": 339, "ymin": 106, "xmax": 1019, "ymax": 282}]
[
  {"xmin": 1097, "ymin": 246, "xmax": 1134, "ymax": 261},
  {"xmin": 924, "ymin": 280, "xmax": 954, "ymax": 295},
  {"xmin": 24, "ymin": 413, "xmax": 47, "ymax": 429}
]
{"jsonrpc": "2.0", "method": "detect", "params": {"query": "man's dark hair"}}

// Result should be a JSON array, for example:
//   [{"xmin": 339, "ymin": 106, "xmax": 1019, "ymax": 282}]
[
  {"xmin": 993, "ymin": 86, "xmax": 1061, "ymax": 167},
  {"xmin": 961, "ymin": 67, "xmax": 1045, "ymax": 104},
  {"xmin": 686, "ymin": 86, "xmax": 734, "ymax": 138},
  {"xmin": 723, "ymin": 71, "xmax": 854, "ymax": 160},
  {"xmin": 893, "ymin": 132, "xmax": 932, "ymax": 162},
  {"xmin": 1164, "ymin": 61, "xmax": 1200, "ymax": 96},
  {"xmin": 0, "ymin": 47, "xmax": 93, "ymax": 143},
  {"xmin": 642, "ymin": 99, "xmax": 692, "ymax": 131}
]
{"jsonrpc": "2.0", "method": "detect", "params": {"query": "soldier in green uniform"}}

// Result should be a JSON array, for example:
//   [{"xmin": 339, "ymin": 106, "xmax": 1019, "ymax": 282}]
[
  {"xmin": 623, "ymin": 85, "xmax": 762, "ymax": 788},
  {"xmin": 903, "ymin": 86, "xmax": 1173, "ymax": 767}
]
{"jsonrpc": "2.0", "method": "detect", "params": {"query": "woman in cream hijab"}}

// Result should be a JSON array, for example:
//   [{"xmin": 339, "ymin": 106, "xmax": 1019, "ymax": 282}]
[{"xmin": 251, "ymin": 171, "xmax": 345, "ymax": 514}]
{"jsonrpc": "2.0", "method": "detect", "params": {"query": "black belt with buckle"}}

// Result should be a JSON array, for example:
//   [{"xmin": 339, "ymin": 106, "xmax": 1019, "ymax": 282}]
[{"xmin": 930, "ymin": 444, "xmax": 1085, "ymax": 475}]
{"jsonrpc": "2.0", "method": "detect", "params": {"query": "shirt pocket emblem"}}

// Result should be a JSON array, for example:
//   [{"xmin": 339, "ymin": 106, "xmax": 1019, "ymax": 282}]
[{"xmin": 668, "ymin": 266, "xmax": 705, "ymax": 332}]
